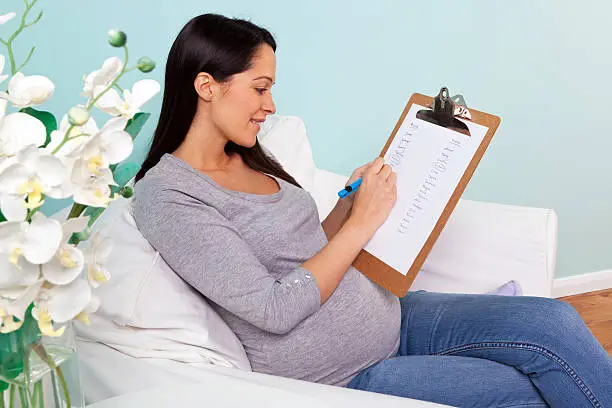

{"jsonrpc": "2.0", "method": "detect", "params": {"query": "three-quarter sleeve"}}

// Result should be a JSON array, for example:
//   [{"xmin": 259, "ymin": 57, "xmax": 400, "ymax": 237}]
[{"xmin": 134, "ymin": 191, "xmax": 321, "ymax": 335}]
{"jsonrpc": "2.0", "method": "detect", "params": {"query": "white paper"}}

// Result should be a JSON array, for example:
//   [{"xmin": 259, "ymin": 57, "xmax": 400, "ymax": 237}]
[{"xmin": 363, "ymin": 104, "xmax": 489, "ymax": 275}]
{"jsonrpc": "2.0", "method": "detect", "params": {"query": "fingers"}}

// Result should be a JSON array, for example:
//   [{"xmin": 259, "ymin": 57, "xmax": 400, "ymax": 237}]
[
  {"xmin": 365, "ymin": 157, "xmax": 385, "ymax": 177},
  {"xmin": 379, "ymin": 163, "xmax": 392, "ymax": 180}
]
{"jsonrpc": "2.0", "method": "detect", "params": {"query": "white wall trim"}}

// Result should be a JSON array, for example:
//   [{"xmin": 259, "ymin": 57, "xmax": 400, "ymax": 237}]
[{"xmin": 553, "ymin": 269, "xmax": 612, "ymax": 298}]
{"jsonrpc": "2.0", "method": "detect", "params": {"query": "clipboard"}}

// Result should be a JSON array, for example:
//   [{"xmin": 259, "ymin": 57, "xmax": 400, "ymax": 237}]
[{"xmin": 352, "ymin": 87, "xmax": 501, "ymax": 297}]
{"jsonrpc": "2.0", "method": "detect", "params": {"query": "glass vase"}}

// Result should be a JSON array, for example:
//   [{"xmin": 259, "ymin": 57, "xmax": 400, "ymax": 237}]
[{"xmin": 0, "ymin": 311, "xmax": 84, "ymax": 408}]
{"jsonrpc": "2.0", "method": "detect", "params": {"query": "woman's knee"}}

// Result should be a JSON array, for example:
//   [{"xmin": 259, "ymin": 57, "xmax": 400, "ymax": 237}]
[
  {"xmin": 529, "ymin": 297, "xmax": 583, "ymax": 325},
  {"xmin": 520, "ymin": 296, "xmax": 589, "ymax": 341}
]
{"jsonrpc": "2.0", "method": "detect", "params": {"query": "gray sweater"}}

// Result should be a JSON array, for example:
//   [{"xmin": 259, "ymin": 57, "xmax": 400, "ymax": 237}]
[{"xmin": 133, "ymin": 153, "xmax": 400, "ymax": 387}]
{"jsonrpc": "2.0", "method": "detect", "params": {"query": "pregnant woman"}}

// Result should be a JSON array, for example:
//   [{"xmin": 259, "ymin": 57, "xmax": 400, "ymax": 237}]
[{"xmin": 132, "ymin": 13, "xmax": 612, "ymax": 408}]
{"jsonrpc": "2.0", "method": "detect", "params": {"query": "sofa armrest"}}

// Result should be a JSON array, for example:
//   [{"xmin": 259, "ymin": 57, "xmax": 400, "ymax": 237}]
[{"xmin": 412, "ymin": 199, "xmax": 557, "ymax": 298}]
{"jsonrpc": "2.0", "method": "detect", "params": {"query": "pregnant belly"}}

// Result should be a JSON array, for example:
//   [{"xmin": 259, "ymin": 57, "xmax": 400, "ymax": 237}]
[{"xmin": 252, "ymin": 268, "xmax": 401, "ymax": 386}]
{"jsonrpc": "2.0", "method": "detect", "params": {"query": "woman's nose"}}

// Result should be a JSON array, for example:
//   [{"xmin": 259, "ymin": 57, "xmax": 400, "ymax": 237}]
[{"xmin": 263, "ymin": 94, "xmax": 276, "ymax": 115}]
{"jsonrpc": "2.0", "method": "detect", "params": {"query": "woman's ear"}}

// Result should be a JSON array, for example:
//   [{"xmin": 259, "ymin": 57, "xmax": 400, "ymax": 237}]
[{"xmin": 194, "ymin": 73, "xmax": 215, "ymax": 101}]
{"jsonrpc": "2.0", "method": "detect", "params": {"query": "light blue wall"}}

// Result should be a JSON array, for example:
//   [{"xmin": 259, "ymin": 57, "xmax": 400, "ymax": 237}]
[{"xmin": 5, "ymin": 0, "xmax": 612, "ymax": 279}]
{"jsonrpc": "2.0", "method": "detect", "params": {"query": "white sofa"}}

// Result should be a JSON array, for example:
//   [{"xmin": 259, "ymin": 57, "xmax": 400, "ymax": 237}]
[{"xmin": 74, "ymin": 115, "xmax": 558, "ymax": 408}]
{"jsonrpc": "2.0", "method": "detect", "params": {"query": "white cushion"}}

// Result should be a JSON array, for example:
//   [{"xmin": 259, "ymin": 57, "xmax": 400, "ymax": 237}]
[
  {"xmin": 413, "ymin": 199, "xmax": 556, "ymax": 297},
  {"xmin": 75, "ymin": 198, "xmax": 252, "ymax": 371},
  {"xmin": 258, "ymin": 115, "xmax": 348, "ymax": 221}
]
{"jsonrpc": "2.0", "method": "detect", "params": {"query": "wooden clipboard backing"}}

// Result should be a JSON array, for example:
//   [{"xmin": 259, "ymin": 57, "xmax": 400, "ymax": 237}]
[{"xmin": 352, "ymin": 93, "xmax": 501, "ymax": 297}]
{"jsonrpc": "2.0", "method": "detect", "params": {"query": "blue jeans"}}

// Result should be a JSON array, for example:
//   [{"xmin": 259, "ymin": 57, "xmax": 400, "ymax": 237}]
[{"xmin": 347, "ymin": 291, "xmax": 612, "ymax": 407}]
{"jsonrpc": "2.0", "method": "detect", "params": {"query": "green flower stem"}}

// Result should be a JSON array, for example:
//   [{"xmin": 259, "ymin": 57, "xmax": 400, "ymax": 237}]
[
  {"xmin": 25, "ymin": 206, "xmax": 41, "ymax": 222},
  {"xmin": 1, "ymin": 0, "xmax": 42, "ymax": 75},
  {"xmin": 8, "ymin": 385, "xmax": 14, "ymax": 408},
  {"xmin": 55, "ymin": 366, "xmax": 71, "ymax": 407},
  {"xmin": 0, "ymin": 391, "xmax": 4, "ymax": 408},
  {"xmin": 31, "ymin": 382, "xmax": 41, "ymax": 406},
  {"xmin": 49, "ymin": 132, "xmax": 92, "ymax": 156},
  {"xmin": 67, "ymin": 203, "xmax": 86, "ymax": 219},
  {"xmin": 32, "ymin": 344, "xmax": 71, "ymax": 408},
  {"xmin": 15, "ymin": 46, "xmax": 36, "ymax": 74},
  {"xmin": 35, "ymin": 382, "xmax": 43, "ymax": 407},
  {"xmin": 17, "ymin": 388, "xmax": 28, "ymax": 408}
]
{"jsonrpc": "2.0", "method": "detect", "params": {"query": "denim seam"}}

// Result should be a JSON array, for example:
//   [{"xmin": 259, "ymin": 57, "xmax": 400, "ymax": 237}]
[
  {"xmin": 427, "ymin": 302, "xmax": 446, "ymax": 355},
  {"xmin": 434, "ymin": 341, "xmax": 601, "ymax": 408}
]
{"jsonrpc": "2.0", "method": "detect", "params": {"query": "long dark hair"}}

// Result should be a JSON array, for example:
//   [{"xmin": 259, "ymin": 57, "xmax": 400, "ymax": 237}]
[{"xmin": 135, "ymin": 13, "xmax": 301, "ymax": 188}]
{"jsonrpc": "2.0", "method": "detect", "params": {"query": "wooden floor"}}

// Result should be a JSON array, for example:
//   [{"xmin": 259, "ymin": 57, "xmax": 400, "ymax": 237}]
[{"xmin": 559, "ymin": 288, "xmax": 612, "ymax": 356}]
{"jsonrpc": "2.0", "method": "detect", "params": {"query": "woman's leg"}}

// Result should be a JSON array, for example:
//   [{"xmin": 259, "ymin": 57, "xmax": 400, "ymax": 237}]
[
  {"xmin": 395, "ymin": 291, "xmax": 612, "ymax": 407},
  {"xmin": 348, "ymin": 354, "xmax": 549, "ymax": 407}
]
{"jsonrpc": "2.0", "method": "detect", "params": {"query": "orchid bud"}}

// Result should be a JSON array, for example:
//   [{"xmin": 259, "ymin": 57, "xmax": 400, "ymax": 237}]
[
  {"xmin": 107, "ymin": 29, "xmax": 127, "ymax": 47},
  {"xmin": 67, "ymin": 106, "xmax": 90, "ymax": 126},
  {"xmin": 137, "ymin": 57, "xmax": 156, "ymax": 73},
  {"xmin": 119, "ymin": 186, "xmax": 133, "ymax": 198}
]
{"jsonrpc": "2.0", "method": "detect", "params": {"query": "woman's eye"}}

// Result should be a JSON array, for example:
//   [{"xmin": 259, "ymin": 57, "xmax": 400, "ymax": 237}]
[{"xmin": 256, "ymin": 88, "xmax": 267, "ymax": 94}]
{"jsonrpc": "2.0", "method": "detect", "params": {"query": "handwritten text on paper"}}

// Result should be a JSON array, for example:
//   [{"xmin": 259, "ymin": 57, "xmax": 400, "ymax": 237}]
[{"xmin": 362, "ymin": 104, "xmax": 488, "ymax": 275}]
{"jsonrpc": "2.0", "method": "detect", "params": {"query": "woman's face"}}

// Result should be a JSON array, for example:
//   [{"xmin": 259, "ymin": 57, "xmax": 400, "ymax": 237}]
[{"xmin": 210, "ymin": 44, "xmax": 277, "ymax": 147}]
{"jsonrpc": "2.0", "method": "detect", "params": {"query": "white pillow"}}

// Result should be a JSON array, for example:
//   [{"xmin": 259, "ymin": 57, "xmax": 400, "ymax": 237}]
[
  {"xmin": 258, "ymin": 115, "xmax": 348, "ymax": 220},
  {"xmin": 258, "ymin": 115, "xmax": 317, "ymax": 191},
  {"xmin": 75, "ymin": 198, "xmax": 252, "ymax": 371}
]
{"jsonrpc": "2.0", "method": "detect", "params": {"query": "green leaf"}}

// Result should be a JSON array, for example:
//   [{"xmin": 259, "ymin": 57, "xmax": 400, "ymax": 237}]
[
  {"xmin": 112, "ymin": 161, "xmax": 140, "ymax": 187},
  {"xmin": 0, "ymin": 210, "xmax": 6, "ymax": 223},
  {"xmin": 125, "ymin": 112, "xmax": 150, "ymax": 140},
  {"xmin": 20, "ymin": 107, "xmax": 57, "ymax": 148}
]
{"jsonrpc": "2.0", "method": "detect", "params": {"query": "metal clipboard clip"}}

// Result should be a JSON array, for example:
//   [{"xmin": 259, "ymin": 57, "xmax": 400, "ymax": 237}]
[{"xmin": 416, "ymin": 87, "xmax": 472, "ymax": 136}]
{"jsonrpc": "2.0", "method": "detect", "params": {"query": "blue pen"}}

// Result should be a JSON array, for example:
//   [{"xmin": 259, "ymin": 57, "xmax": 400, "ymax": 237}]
[{"xmin": 338, "ymin": 177, "xmax": 362, "ymax": 199}]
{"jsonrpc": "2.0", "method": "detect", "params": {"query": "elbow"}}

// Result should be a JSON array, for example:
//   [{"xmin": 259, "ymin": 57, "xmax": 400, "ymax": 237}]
[
  {"xmin": 260, "ymin": 302, "xmax": 306, "ymax": 335},
  {"xmin": 258, "ymin": 277, "xmax": 320, "ymax": 335}
]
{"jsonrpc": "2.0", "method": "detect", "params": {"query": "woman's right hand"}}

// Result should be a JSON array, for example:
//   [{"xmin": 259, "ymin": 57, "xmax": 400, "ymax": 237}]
[{"xmin": 348, "ymin": 157, "xmax": 397, "ymax": 236}]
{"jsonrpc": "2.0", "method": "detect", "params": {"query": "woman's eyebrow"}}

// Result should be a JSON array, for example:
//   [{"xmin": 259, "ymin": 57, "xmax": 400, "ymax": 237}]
[{"xmin": 253, "ymin": 75, "xmax": 275, "ymax": 84}]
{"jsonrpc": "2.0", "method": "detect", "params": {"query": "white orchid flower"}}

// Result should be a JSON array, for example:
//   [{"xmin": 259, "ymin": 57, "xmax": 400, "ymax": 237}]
[
  {"xmin": 43, "ymin": 110, "xmax": 99, "ymax": 159},
  {"xmin": 74, "ymin": 294, "xmax": 100, "ymax": 326},
  {"xmin": 0, "ymin": 12, "xmax": 16, "ymax": 25},
  {"xmin": 94, "ymin": 79, "xmax": 160, "ymax": 119},
  {"xmin": 0, "ymin": 280, "xmax": 43, "ymax": 333},
  {"xmin": 41, "ymin": 217, "xmax": 89, "ymax": 286},
  {"xmin": 0, "ymin": 54, "xmax": 8, "ymax": 84},
  {"xmin": 0, "ymin": 72, "xmax": 55, "ymax": 109},
  {"xmin": 77, "ymin": 116, "xmax": 132, "ymax": 172},
  {"xmin": 0, "ymin": 252, "xmax": 40, "ymax": 289},
  {"xmin": 82, "ymin": 57, "xmax": 123, "ymax": 99},
  {"xmin": 65, "ymin": 117, "xmax": 129, "ymax": 207},
  {"xmin": 71, "ymin": 165, "xmax": 117, "ymax": 207},
  {"xmin": 33, "ymin": 278, "xmax": 92, "ymax": 336},
  {"xmin": 0, "ymin": 107, "xmax": 47, "ymax": 158},
  {"xmin": 0, "ymin": 226, "xmax": 43, "ymax": 325},
  {"xmin": 0, "ymin": 213, "xmax": 63, "ymax": 267},
  {"xmin": 0, "ymin": 145, "xmax": 70, "ymax": 221},
  {"xmin": 84, "ymin": 232, "xmax": 112, "ymax": 288}
]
